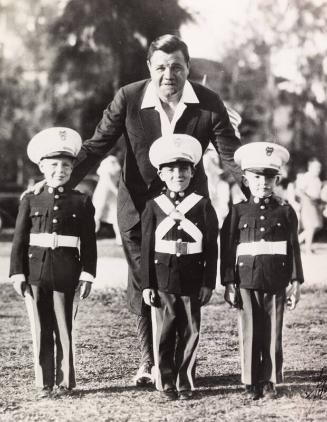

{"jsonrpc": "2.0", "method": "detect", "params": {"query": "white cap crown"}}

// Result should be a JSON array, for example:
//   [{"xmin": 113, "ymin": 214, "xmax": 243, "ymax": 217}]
[
  {"xmin": 234, "ymin": 142, "xmax": 289, "ymax": 173},
  {"xmin": 149, "ymin": 134, "xmax": 202, "ymax": 169},
  {"xmin": 27, "ymin": 127, "xmax": 82, "ymax": 164}
]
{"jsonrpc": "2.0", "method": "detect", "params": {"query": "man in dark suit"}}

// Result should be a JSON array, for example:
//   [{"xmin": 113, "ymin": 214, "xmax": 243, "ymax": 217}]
[{"xmin": 64, "ymin": 34, "xmax": 242, "ymax": 384}]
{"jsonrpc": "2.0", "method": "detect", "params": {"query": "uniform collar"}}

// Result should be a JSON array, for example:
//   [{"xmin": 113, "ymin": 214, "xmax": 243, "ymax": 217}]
[
  {"xmin": 141, "ymin": 80, "xmax": 199, "ymax": 109},
  {"xmin": 45, "ymin": 184, "xmax": 70, "ymax": 195},
  {"xmin": 249, "ymin": 195, "xmax": 273, "ymax": 205},
  {"xmin": 162, "ymin": 184, "xmax": 197, "ymax": 200}
]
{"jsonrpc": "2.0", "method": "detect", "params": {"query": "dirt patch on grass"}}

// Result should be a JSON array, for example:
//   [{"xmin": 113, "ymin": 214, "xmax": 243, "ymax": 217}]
[{"xmin": 0, "ymin": 284, "xmax": 326, "ymax": 422}]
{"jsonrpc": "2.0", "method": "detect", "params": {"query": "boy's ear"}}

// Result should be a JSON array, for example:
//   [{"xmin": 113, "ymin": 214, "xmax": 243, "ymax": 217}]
[
  {"xmin": 38, "ymin": 161, "xmax": 45, "ymax": 174},
  {"xmin": 157, "ymin": 169, "xmax": 165, "ymax": 181},
  {"xmin": 242, "ymin": 174, "xmax": 249, "ymax": 187}
]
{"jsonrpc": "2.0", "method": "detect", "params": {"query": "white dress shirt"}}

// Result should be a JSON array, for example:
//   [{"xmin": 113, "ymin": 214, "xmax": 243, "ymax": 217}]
[{"xmin": 141, "ymin": 80, "xmax": 199, "ymax": 137}]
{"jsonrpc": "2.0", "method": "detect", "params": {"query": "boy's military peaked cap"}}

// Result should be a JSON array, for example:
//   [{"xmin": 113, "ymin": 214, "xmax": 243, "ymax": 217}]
[
  {"xmin": 149, "ymin": 134, "xmax": 202, "ymax": 169},
  {"xmin": 234, "ymin": 141, "xmax": 289, "ymax": 175},
  {"xmin": 27, "ymin": 127, "xmax": 82, "ymax": 164}
]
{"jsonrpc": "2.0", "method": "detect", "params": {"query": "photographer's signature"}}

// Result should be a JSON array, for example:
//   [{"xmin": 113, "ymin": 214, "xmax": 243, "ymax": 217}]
[{"xmin": 305, "ymin": 366, "xmax": 327, "ymax": 400}]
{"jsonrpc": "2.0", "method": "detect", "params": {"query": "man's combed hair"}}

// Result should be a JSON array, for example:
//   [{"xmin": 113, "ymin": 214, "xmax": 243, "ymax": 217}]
[{"xmin": 147, "ymin": 34, "xmax": 190, "ymax": 64}]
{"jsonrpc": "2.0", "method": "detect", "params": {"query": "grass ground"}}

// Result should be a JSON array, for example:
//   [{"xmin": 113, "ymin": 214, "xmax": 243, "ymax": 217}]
[{"xmin": 0, "ymin": 281, "xmax": 326, "ymax": 422}]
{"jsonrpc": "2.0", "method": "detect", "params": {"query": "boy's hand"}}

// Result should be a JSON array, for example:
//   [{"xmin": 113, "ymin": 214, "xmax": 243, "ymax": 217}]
[
  {"xmin": 286, "ymin": 280, "xmax": 301, "ymax": 310},
  {"xmin": 142, "ymin": 289, "xmax": 157, "ymax": 307},
  {"xmin": 13, "ymin": 280, "xmax": 27, "ymax": 297},
  {"xmin": 77, "ymin": 280, "xmax": 92, "ymax": 299},
  {"xmin": 224, "ymin": 283, "xmax": 237, "ymax": 307},
  {"xmin": 198, "ymin": 287, "xmax": 212, "ymax": 306},
  {"xmin": 20, "ymin": 179, "xmax": 46, "ymax": 199}
]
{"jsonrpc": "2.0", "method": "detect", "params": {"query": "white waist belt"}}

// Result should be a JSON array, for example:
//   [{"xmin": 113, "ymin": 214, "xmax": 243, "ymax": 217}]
[
  {"xmin": 155, "ymin": 239, "xmax": 202, "ymax": 255},
  {"xmin": 29, "ymin": 233, "xmax": 79, "ymax": 249},
  {"xmin": 237, "ymin": 241, "xmax": 287, "ymax": 256}
]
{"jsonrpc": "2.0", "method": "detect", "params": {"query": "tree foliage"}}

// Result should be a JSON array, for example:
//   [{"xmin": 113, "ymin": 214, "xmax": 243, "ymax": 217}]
[
  {"xmin": 219, "ymin": 0, "xmax": 327, "ymax": 175},
  {"xmin": 48, "ymin": 0, "xmax": 192, "ymax": 138}
]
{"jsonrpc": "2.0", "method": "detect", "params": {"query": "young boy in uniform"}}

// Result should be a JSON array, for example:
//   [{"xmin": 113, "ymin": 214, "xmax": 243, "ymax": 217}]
[
  {"xmin": 10, "ymin": 127, "xmax": 97, "ymax": 398},
  {"xmin": 141, "ymin": 134, "xmax": 219, "ymax": 401},
  {"xmin": 220, "ymin": 142, "xmax": 304, "ymax": 400}
]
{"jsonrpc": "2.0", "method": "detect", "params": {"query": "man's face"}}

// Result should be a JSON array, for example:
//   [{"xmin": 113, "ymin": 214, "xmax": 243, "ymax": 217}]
[
  {"xmin": 159, "ymin": 161, "xmax": 194, "ymax": 192},
  {"xmin": 39, "ymin": 157, "xmax": 74, "ymax": 188},
  {"xmin": 147, "ymin": 50, "xmax": 189, "ymax": 101},
  {"xmin": 244, "ymin": 170, "xmax": 278, "ymax": 198}
]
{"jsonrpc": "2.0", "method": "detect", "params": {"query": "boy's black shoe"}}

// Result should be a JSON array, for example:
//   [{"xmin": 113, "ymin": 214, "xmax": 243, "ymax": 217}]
[
  {"xmin": 262, "ymin": 382, "xmax": 277, "ymax": 399},
  {"xmin": 35, "ymin": 387, "xmax": 52, "ymax": 399},
  {"xmin": 243, "ymin": 384, "xmax": 262, "ymax": 400},
  {"xmin": 178, "ymin": 390, "xmax": 193, "ymax": 400},
  {"xmin": 252, "ymin": 384, "xmax": 263, "ymax": 400},
  {"xmin": 55, "ymin": 386, "xmax": 72, "ymax": 397},
  {"xmin": 243, "ymin": 384, "xmax": 254, "ymax": 397},
  {"xmin": 160, "ymin": 388, "xmax": 178, "ymax": 401}
]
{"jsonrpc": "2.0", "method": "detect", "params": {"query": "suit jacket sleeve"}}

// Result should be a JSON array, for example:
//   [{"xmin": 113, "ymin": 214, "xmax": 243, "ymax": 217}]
[
  {"xmin": 140, "ymin": 200, "xmax": 156, "ymax": 290},
  {"xmin": 79, "ymin": 196, "xmax": 97, "ymax": 277},
  {"xmin": 9, "ymin": 197, "xmax": 31, "ymax": 277},
  {"xmin": 287, "ymin": 205, "xmax": 304, "ymax": 283},
  {"xmin": 220, "ymin": 205, "xmax": 239, "ymax": 285},
  {"xmin": 209, "ymin": 96, "xmax": 243, "ymax": 187},
  {"xmin": 69, "ymin": 87, "xmax": 127, "ymax": 187}
]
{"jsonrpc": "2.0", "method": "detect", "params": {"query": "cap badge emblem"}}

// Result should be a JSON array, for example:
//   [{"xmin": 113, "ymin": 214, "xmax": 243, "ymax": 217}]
[
  {"xmin": 266, "ymin": 146, "xmax": 274, "ymax": 156},
  {"xmin": 59, "ymin": 130, "xmax": 67, "ymax": 141}
]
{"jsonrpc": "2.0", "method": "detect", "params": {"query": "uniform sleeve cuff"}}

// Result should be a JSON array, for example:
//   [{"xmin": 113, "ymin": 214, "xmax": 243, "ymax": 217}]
[
  {"xmin": 80, "ymin": 271, "xmax": 94, "ymax": 282},
  {"xmin": 10, "ymin": 274, "xmax": 26, "ymax": 283}
]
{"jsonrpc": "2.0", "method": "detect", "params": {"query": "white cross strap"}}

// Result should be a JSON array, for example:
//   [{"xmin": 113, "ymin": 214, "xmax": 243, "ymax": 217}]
[{"xmin": 154, "ymin": 193, "xmax": 203, "ymax": 255}]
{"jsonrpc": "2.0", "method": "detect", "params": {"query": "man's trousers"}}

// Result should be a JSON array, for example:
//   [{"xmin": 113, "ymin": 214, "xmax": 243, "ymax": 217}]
[
  {"xmin": 238, "ymin": 288, "xmax": 285, "ymax": 386},
  {"xmin": 24, "ymin": 284, "xmax": 76, "ymax": 389},
  {"xmin": 120, "ymin": 222, "xmax": 154, "ymax": 366},
  {"xmin": 151, "ymin": 292, "xmax": 201, "ymax": 392}
]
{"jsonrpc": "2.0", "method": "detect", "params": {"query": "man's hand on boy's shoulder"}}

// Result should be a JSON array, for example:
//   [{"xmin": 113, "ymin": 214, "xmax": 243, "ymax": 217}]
[
  {"xmin": 77, "ymin": 280, "xmax": 92, "ymax": 299},
  {"xmin": 142, "ymin": 288, "xmax": 158, "ymax": 307},
  {"xmin": 199, "ymin": 287, "xmax": 213, "ymax": 306},
  {"xmin": 20, "ymin": 179, "xmax": 46, "ymax": 199}
]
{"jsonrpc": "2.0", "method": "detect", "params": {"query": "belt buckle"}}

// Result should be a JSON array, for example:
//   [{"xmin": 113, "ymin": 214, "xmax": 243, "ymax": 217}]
[
  {"xmin": 51, "ymin": 233, "xmax": 58, "ymax": 250},
  {"xmin": 176, "ymin": 241, "xmax": 187, "ymax": 255}
]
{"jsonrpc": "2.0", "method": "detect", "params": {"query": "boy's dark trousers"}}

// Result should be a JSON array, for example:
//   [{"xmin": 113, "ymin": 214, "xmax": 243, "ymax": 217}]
[
  {"xmin": 25, "ymin": 284, "xmax": 76, "ymax": 389},
  {"xmin": 151, "ymin": 291, "xmax": 201, "ymax": 392},
  {"xmin": 238, "ymin": 288, "xmax": 285, "ymax": 386}
]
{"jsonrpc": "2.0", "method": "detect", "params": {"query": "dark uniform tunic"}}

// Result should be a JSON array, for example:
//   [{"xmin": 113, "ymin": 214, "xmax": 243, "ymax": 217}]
[
  {"xmin": 141, "ymin": 187, "xmax": 218, "ymax": 392},
  {"xmin": 10, "ymin": 185, "xmax": 97, "ymax": 389},
  {"xmin": 220, "ymin": 195, "xmax": 304, "ymax": 385}
]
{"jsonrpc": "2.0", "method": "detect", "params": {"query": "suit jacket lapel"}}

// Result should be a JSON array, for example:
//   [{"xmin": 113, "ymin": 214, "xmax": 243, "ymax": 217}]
[
  {"xmin": 139, "ymin": 108, "xmax": 162, "ymax": 144},
  {"xmin": 174, "ymin": 104, "xmax": 201, "ymax": 135}
]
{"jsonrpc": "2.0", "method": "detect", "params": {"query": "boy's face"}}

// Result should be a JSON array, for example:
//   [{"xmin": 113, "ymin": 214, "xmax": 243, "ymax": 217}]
[
  {"xmin": 39, "ymin": 157, "xmax": 74, "ymax": 188},
  {"xmin": 158, "ymin": 161, "xmax": 194, "ymax": 192},
  {"xmin": 244, "ymin": 170, "xmax": 278, "ymax": 198}
]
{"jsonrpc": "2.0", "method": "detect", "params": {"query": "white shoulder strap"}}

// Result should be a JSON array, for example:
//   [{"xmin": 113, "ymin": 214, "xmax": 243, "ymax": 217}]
[
  {"xmin": 176, "ymin": 193, "xmax": 203, "ymax": 215},
  {"xmin": 154, "ymin": 194, "xmax": 175, "ymax": 215}
]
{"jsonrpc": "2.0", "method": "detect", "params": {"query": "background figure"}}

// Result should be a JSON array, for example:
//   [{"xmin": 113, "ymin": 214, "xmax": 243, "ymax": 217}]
[
  {"xmin": 92, "ymin": 155, "xmax": 122, "ymax": 245},
  {"xmin": 296, "ymin": 158, "xmax": 323, "ymax": 254},
  {"xmin": 203, "ymin": 147, "xmax": 231, "ymax": 228}
]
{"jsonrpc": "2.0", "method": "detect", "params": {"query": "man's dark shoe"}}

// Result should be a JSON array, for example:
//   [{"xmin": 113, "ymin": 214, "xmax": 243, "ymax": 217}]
[
  {"xmin": 134, "ymin": 362, "xmax": 154, "ymax": 386},
  {"xmin": 178, "ymin": 390, "xmax": 193, "ymax": 400},
  {"xmin": 160, "ymin": 388, "xmax": 178, "ymax": 401},
  {"xmin": 262, "ymin": 382, "xmax": 277, "ymax": 399},
  {"xmin": 35, "ymin": 387, "xmax": 52, "ymax": 399}
]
